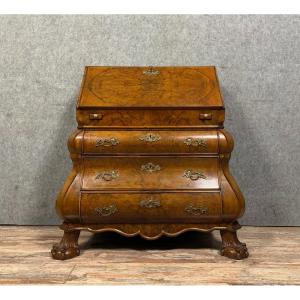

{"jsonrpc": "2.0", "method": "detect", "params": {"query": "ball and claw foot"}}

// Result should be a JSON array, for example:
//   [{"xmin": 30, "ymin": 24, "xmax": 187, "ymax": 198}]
[
  {"xmin": 220, "ymin": 227, "xmax": 249, "ymax": 260},
  {"xmin": 51, "ymin": 230, "xmax": 80, "ymax": 260}
]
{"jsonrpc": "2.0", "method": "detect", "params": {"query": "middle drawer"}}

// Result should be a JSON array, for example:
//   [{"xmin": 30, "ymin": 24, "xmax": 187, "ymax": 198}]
[
  {"xmin": 82, "ymin": 156, "xmax": 220, "ymax": 190},
  {"xmin": 83, "ymin": 130, "xmax": 219, "ymax": 154}
]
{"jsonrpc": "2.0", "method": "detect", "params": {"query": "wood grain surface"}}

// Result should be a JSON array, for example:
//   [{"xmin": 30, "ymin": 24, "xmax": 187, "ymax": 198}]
[
  {"xmin": 1, "ymin": 226, "xmax": 299, "ymax": 285},
  {"xmin": 82, "ymin": 156, "xmax": 220, "ymax": 190}
]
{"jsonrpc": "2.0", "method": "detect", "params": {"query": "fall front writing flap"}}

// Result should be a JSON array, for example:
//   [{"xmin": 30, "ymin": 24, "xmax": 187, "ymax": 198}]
[{"xmin": 77, "ymin": 66, "xmax": 224, "ymax": 108}]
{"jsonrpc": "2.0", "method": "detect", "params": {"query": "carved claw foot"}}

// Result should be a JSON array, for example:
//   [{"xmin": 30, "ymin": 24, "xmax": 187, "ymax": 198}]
[
  {"xmin": 220, "ymin": 226, "xmax": 249, "ymax": 260},
  {"xmin": 51, "ymin": 230, "xmax": 80, "ymax": 260}
]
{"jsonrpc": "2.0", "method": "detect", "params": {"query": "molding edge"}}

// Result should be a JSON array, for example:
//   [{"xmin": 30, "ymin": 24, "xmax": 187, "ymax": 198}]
[{"xmin": 59, "ymin": 222, "xmax": 239, "ymax": 240}]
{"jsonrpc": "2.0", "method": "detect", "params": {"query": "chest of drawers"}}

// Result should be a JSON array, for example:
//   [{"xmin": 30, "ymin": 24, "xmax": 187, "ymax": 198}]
[{"xmin": 51, "ymin": 66, "xmax": 248, "ymax": 260}]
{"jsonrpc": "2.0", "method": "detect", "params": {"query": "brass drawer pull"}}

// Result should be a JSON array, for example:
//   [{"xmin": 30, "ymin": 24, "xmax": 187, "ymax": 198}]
[
  {"xmin": 96, "ymin": 137, "xmax": 119, "ymax": 147},
  {"xmin": 185, "ymin": 204, "xmax": 208, "ymax": 216},
  {"xmin": 141, "ymin": 162, "xmax": 161, "ymax": 173},
  {"xmin": 183, "ymin": 170, "xmax": 206, "ymax": 181},
  {"xmin": 143, "ymin": 68, "xmax": 160, "ymax": 76},
  {"xmin": 89, "ymin": 113, "xmax": 103, "ymax": 120},
  {"xmin": 139, "ymin": 133, "xmax": 161, "ymax": 143},
  {"xmin": 199, "ymin": 113, "xmax": 212, "ymax": 120},
  {"xmin": 184, "ymin": 137, "xmax": 207, "ymax": 148},
  {"xmin": 95, "ymin": 204, "xmax": 117, "ymax": 216},
  {"xmin": 95, "ymin": 171, "xmax": 119, "ymax": 181},
  {"xmin": 140, "ymin": 197, "xmax": 161, "ymax": 209}
]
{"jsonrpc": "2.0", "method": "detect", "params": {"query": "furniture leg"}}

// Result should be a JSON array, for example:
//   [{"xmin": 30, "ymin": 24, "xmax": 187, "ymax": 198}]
[
  {"xmin": 51, "ymin": 229, "xmax": 80, "ymax": 260},
  {"xmin": 220, "ymin": 223, "xmax": 248, "ymax": 260}
]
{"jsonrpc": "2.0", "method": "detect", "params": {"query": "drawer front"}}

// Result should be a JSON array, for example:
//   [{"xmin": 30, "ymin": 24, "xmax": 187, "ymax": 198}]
[
  {"xmin": 83, "ymin": 131, "xmax": 219, "ymax": 154},
  {"xmin": 77, "ymin": 109, "xmax": 224, "ymax": 128},
  {"xmin": 80, "ymin": 192, "xmax": 222, "ymax": 223},
  {"xmin": 82, "ymin": 157, "xmax": 220, "ymax": 190}
]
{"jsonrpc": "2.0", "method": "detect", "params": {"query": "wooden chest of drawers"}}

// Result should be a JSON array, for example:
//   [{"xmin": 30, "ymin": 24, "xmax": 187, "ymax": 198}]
[{"xmin": 51, "ymin": 66, "xmax": 248, "ymax": 260}]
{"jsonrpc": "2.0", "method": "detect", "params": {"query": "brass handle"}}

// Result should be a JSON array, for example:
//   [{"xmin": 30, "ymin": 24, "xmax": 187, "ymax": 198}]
[
  {"xmin": 184, "ymin": 137, "xmax": 207, "ymax": 148},
  {"xmin": 199, "ymin": 113, "xmax": 212, "ymax": 120},
  {"xmin": 95, "ymin": 204, "xmax": 117, "ymax": 216},
  {"xmin": 89, "ymin": 113, "xmax": 103, "ymax": 120},
  {"xmin": 143, "ymin": 68, "xmax": 160, "ymax": 76},
  {"xmin": 183, "ymin": 170, "xmax": 206, "ymax": 181},
  {"xmin": 96, "ymin": 137, "xmax": 119, "ymax": 147},
  {"xmin": 185, "ymin": 204, "xmax": 208, "ymax": 216},
  {"xmin": 139, "ymin": 133, "xmax": 161, "ymax": 143},
  {"xmin": 141, "ymin": 162, "xmax": 161, "ymax": 173},
  {"xmin": 95, "ymin": 171, "xmax": 119, "ymax": 181},
  {"xmin": 140, "ymin": 197, "xmax": 161, "ymax": 208}
]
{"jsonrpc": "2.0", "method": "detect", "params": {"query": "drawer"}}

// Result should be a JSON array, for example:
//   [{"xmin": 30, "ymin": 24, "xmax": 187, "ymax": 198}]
[
  {"xmin": 80, "ymin": 192, "xmax": 222, "ymax": 223},
  {"xmin": 82, "ymin": 157, "xmax": 220, "ymax": 190},
  {"xmin": 77, "ymin": 109, "xmax": 224, "ymax": 128},
  {"xmin": 83, "ymin": 130, "xmax": 219, "ymax": 154}
]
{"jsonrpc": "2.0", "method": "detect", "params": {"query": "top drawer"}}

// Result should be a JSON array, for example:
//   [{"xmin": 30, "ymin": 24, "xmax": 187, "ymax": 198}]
[
  {"xmin": 83, "ymin": 130, "xmax": 219, "ymax": 154},
  {"xmin": 76, "ymin": 109, "xmax": 224, "ymax": 129}
]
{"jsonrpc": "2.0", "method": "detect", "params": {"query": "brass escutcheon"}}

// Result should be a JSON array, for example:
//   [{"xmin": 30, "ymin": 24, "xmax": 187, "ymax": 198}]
[
  {"xmin": 140, "ymin": 197, "xmax": 161, "ymax": 208},
  {"xmin": 95, "ymin": 204, "xmax": 118, "ymax": 216},
  {"xmin": 141, "ymin": 162, "xmax": 161, "ymax": 173},
  {"xmin": 184, "ymin": 137, "xmax": 207, "ymax": 148},
  {"xmin": 199, "ymin": 113, "xmax": 212, "ymax": 120},
  {"xmin": 139, "ymin": 133, "xmax": 161, "ymax": 143},
  {"xmin": 183, "ymin": 170, "xmax": 206, "ymax": 181},
  {"xmin": 89, "ymin": 113, "xmax": 103, "ymax": 120},
  {"xmin": 95, "ymin": 137, "xmax": 119, "ymax": 147},
  {"xmin": 95, "ymin": 171, "xmax": 119, "ymax": 181},
  {"xmin": 143, "ymin": 68, "xmax": 160, "ymax": 76},
  {"xmin": 185, "ymin": 204, "xmax": 208, "ymax": 216}
]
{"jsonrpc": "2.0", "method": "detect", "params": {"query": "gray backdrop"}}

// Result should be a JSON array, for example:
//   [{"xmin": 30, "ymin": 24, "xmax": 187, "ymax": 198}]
[{"xmin": 0, "ymin": 15, "xmax": 299, "ymax": 225}]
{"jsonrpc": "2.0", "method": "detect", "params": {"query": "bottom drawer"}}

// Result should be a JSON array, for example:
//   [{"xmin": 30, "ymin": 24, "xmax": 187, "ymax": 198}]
[{"xmin": 80, "ymin": 192, "xmax": 222, "ymax": 224}]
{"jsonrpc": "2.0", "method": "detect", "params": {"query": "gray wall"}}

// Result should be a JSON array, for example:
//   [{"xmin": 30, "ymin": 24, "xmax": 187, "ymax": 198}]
[{"xmin": 0, "ymin": 15, "xmax": 299, "ymax": 225}]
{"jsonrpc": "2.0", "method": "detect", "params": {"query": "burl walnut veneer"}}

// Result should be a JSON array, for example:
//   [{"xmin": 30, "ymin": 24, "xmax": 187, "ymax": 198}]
[{"xmin": 51, "ymin": 66, "xmax": 248, "ymax": 260}]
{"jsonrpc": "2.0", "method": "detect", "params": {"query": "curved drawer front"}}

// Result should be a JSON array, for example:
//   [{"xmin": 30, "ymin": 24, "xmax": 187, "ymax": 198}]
[
  {"xmin": 77, "ymin": 109, "xmax": 224, "ymax": 128},
  {"xmin": 82, "ymin": 157, "xmax": 220, "ymax": 190},
  {"xmin": 80, "ymin": 192, "xmax": 222, "ymax": 223},
  {"xmin": 83, "ymin": 131, "xmax": 219, "ymax": 154}
]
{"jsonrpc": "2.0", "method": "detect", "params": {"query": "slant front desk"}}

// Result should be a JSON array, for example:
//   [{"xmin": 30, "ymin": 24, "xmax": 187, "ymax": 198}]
[{"xmin": 51, "ymin": 66, "xmax": 248, "ymax": 260}]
